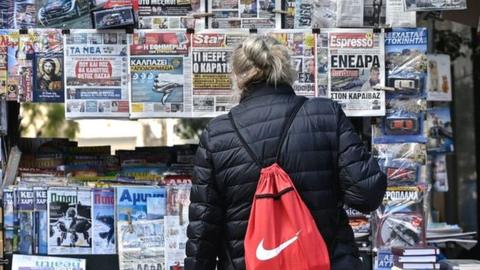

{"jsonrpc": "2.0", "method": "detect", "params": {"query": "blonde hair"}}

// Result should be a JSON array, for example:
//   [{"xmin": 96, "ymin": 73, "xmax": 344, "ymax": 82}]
[{"xmin": 231, "ymin": 35, "xmax": 296, "ymax": 97}]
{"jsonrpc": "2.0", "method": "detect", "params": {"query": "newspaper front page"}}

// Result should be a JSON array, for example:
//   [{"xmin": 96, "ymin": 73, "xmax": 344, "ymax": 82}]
[
  {"xmin": 208, "ymin": 0, "xmax": 281, "ymax": 29},
  {"xmin": 130, "ymin": 30, "xmax": 192, "ymax": 118},
  {"xmin": 191, "ymin": 30, "xmax": 248, "ymax": 117},
  {"xmin": 404, "ymin": 0, "xmax": 466, "ymax": 11},
  {"xmin": 326, "ymin": 29, "xmax": 385, "ymax": 116},
  {"xmin": 64, "ymin": 30, "xmax": 130, "ymax": 119},
  {"xmin": 138, "ymin": 0, "xmax": 206, "ymax": 30},
  {"xmin": 386, "ymin": 0, "xmax": 416, "ymax": 27},
  {"xmin": 262, "ymin": 29, "xmax": 317, "ymax": 97},
  {"xmin": 12, "ymin": 254, "xmax": 86, "ymax": 270}
]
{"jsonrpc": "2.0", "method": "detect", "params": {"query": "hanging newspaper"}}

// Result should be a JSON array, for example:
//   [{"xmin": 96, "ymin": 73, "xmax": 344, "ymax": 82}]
[
  {"xmin": 316, "ymin": 31, "xmax": 329, "ymax": 97},
  {"xmin": 191, "ymin": 30, "xmax": 248, "ymax": 117},
  {"xmin": 285, "ymin": 0, "xmax": 337, "ymax": 29},
  {"xmin": 404, "ymin": 0, "xmax": 466, "ymax": 11},
  {"xmin": 64, "ymin": 30, "xmax": 130, "ymax": 119},
  {"xmin": 427, "ymin": 54, "xmax": 452, "ymax": 101},
  {"xmin": 36, "ymin": 0, "xmax": 100, "ymax": 28},
  {"xmin": 138, "ymin": 0, "xmax": 205, "ymax": 30},
  {"xmin": 325, "ymin": 29, "xmax": 385, "ymax": 116},
  {"xmin": 208, "ymin": 0, "xmax": 280, "ymax": 29},
  {"xmin": 165, "ymin": 184, "xmax": 191, "ymax": 270},
  {"xmin": 385, "ymin": 0, "xmax": 416, "ymax": 27},
  {"xmin": 12, "ymin": 254, "xmax": 86, "ymax": 270},
  {"xmin": 7, "ymin": 31, "xmax": 33, "ymax": 102},
  {"xmin": 263, "ymin": 30, "xmax": 317, "ymax": 97},
  {"xmin": 47, "ymin": 187, "xmax": 92, "ymax": 255},
  {"xmin": 0, "ymin": 1, "xmax": 12, "ymax": 29},
  {"xmin": 130, "ymin": 30, "xmax": 192, "ymax": 118},
  {"xmin": 14, "ymin": 0, "xmax": 36, "ymax": 29},
  {"xmin": 116, "ymin": 186, "xmax": 166, "ymax": 270}
]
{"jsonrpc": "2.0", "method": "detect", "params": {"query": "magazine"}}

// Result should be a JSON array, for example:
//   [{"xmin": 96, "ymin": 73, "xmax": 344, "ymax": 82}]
[
  {"xmin": 47, "ymin": 188, "xmax": 92, "ymax": 255},
  {"xmin": 191, "ymin": 30, "xmax": 248, "ymax": 116},
  {"xmin": 263, "ymin": 30, "xmax": 317, "ymax": 97},
  {"xmin": 345, "ymin": 207, "xmax": 370, "ymax": 234},
  {"xmin": 0, "ymin": 30, "xmax": 8, "ymax": 96},
  {"xmin": 427, "ymin": 54, "xmax": 452, "ymax": 101},
  {"xmin": 325, "ymin": 28, "xmax": 385, "ymax": 116},
  {"xmin": 165, "ymin": 184, "xmax": 191, "ymax": 269},
  {"xmin": 130, "ymin": 30, "xmax": 192, "ymax": 118},
  {"xmin": 12, "ymin": 254, "xmax": 86, "ymax": 270},
  {"xmin": 33, "ymin": 187, "xmax": 48, "ymax": 255},
  {"xmin": 92, "ymin": 188, "xmax": 116, "ymax": 255},
  {"xmin": 7, "ymin": 31, "xmax": 32, "ymax": 102},
  {"xmin": 35, "ymin": 0, "xmax": 99, "ymax": 28},
  {"xmin": 33, "ymin": 53, "xmax": 64, "ymax": 103},
  {"xmin": 3, "ymin": 188, "xmax": 15, "ymax": 254},
  {"xmin": 373, "ymin": 185, "xmax": 426, "ymax": 250},
  {"xmin": 64, "ymin": 30, "xmax": 130, "ymax": 119},
  {"xmin": 116, "ymin": 186, "xmax": 167, "ymax": 222},
  {"xmin": 17, "ymin": 187, "xmax": 34, "ymax": 254},
  {"xmin": 138, "ymin": 0, "xmax": 205, "ymax": 30},
  {"xmin": 208, "ymin": 0, "xmax": 280, "ymax": 29},
  {"xmin": 426, "ymin": 105, "xmax": 454, "ymax": 153},
  {"xmin": 404, "ymin": 0, "xmax": 467, "ymax": 11},
  {"xmin": 385, "ymin": 28, "xmax": 428, "ymax": 99}
]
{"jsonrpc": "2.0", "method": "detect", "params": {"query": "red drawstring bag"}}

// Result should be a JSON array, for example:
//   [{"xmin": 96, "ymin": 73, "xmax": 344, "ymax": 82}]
[{"xmin": 229, "ymin": 98, "xmax": 331, "ymax": 270}]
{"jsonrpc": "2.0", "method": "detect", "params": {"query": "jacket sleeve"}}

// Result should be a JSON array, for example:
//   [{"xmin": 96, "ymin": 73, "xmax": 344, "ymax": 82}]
[
  {"xmin": 334, "ymin": 103, "xmax": 387, "ymax": 213},
  {"xmin": 185, "ymin": 129, "xmax": 223, "ymax": 270}
]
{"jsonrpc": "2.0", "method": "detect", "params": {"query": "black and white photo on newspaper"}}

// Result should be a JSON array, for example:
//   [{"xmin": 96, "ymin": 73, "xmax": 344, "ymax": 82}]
[{"xmin": 404, "ymin": 0, "xmax": 467, "ymax": 11}]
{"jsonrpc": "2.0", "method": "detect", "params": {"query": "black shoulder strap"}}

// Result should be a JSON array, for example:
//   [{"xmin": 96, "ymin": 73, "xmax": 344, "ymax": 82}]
[{"xmin": 228, "ymin": 97, "xmax": 306, "ymax": 168}]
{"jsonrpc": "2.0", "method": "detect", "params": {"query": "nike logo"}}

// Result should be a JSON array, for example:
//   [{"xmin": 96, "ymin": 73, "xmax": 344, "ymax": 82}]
[{"xmin": 255, "ymin": 231, "xmax": 301, "ymax": 261}]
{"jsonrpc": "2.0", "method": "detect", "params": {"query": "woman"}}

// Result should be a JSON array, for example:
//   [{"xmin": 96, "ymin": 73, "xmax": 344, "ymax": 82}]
[{"xmin": 186, "ymin": 36, "xmax": 386, "ymax": 270}]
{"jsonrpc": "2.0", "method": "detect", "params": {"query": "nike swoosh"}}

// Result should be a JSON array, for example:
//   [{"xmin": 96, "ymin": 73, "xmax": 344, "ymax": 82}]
[{"xmin": 256, "ymin": 231, "xmax": 301, "ymax": 261}]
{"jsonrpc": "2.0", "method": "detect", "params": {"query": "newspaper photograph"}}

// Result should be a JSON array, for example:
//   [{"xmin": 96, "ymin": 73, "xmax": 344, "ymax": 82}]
[
  {"xmin": 326, "ymin": 29, "xmax": 385, "ymax": 116},
  {"xmin": 64, "ymin": 30, "xmax": 130, "ymax": 119},
  {"xmin": 191, "ymin": 30, "xmax": 248, "ymax": 117},
  {"xmin": 404, "ymin": 0, "xmax": 467, "ymax": 11},
  {"xmin": 286, "ymin": 0, "xmax": 337, "ymax": 29},
  {"xmin": 263, "ymin": 30, "xmax": 317, "ymax": 97},
  {"xmin": 12, "ymin": 254, "xmax": 86, "ymax": 270},
  {"xmin": 36, "ymin": 0, "xmax": 100, "ymax": 28},
  {"xmin": 165, "ymin": 185, "xmax": 191, "ymax": 270},
  {"xmin": 208, "ymin": 0, "xmax": 280, "ymax": 29},
  {"xmin": 427, "ymin": 54, "xmax": 452, "ymax": 101},
  {"xmin": 130, "ymin": 30, "xmax": 192, "ymax": 118},
  {"xmin": 360, "ymin": 0, "xmax": 415, "ymax": 28},
  {"xmin": 138, "ymin": 0, "xmax": 205, "ymax": 30}
]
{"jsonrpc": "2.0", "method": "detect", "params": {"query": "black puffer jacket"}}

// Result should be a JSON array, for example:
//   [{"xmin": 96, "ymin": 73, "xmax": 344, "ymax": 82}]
[{"xmin": 185, "ymin": 83, "xmax": 386, "ymax": 270}]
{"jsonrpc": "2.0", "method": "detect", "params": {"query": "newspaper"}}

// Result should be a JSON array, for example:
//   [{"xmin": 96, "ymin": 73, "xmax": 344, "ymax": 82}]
[
  {"xmin": 286, "ymin": 0, "xmax": 337, "ymax": 29},
  {"xmin": 262, "ymin": 30, "xmax": 317, "ymax": 97},
  {"xmin": 7, "ymin": 31, "xmax": 31, "ymax": 102},
  {"xmin": 130, "ymin": 30, "xmax": 192, "ymax": 118},
  {"xmin": 12, "ymin": 254, "xmax": 86, "ymax": 270},
  {"xmin": 208, "ymin": 0, "xmax": 281, "ymax": 29},
  {"xmin": 64, "ymin": 30, "xmax": 130, "ymax": 119},
  {"xmin": 118, "ymin": 219, "xmax": 165, "ymax": 270},
  {"xmin": 336, "ymin": 0, "xmax": 363, "ymax": 27},
  {"xmin": 36, "ymin": 0, "xmax": 98, "ymax": 28},
  {"xmin": 404, "ymin": 0, "xmax": 466, "ymax": 11},
  {"xmin": 316, "ymin": 32, "xmax": 329, "ymax": 97},
  {"xmin": 325, "ymin": 29, "xmax": 385, "ymax": 116},
  {"xmin": 386, "ymin": 0, "xmax": 416, "ymax": 27},
  {"xmin": 165, "ymin": 184, "xmax": 191, "ymax": 270},
  {"xmin": 0, "ymin": 31, "xmax": 8, "ymax": 97},
  {"xmin": 138, "ymin": 0, "xmax": 206, "ymax": 30},
  {"xmin": 92, "ymin": 188, "xmax": 116, "ymax": 255},
  {"xmin": 191, "ymin": 30, "xmax": 248, "ymax": 117},
  {"xmin": 426, "ymin": 54, "xmax": 452, "ymax": 101}
]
